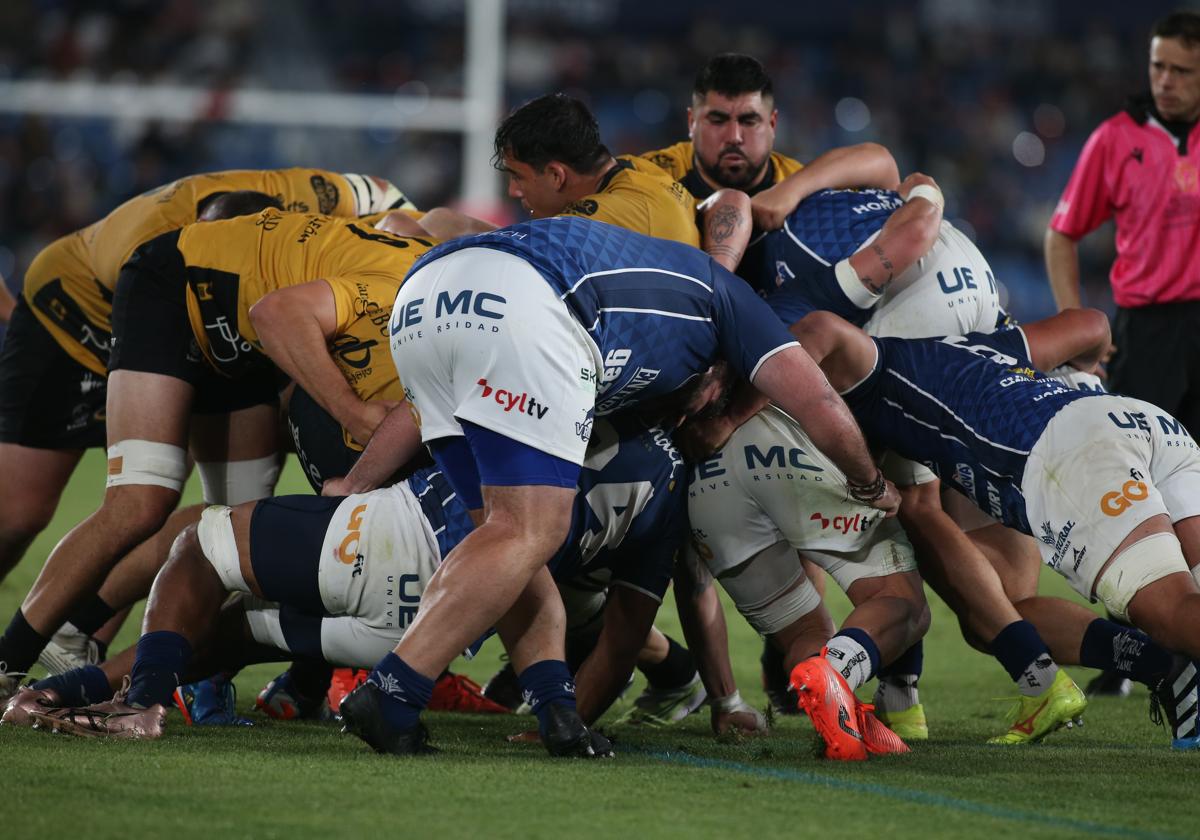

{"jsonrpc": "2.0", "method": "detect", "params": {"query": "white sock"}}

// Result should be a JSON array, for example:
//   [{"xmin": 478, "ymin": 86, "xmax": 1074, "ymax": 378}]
[
  {"xmin": 873, "ymin": 675, "xmax": 920, "ymax": 713},
  {"xmin": 1018, "ymin": 655, "xmax": 1060, "ymax": 697},
  {"xmin": 1191, "ymin": 564, "xmax": 1200, "ymax": 589},
  {"xmin": 824, "ymin": 635, "xmax": 873, "ymax": 691}
]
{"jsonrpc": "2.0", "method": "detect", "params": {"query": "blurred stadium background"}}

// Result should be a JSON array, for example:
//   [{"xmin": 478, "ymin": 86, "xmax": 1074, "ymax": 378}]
[{"xmin": 0, "ymin": 0, "xmax": 1188, "ymax": 327}]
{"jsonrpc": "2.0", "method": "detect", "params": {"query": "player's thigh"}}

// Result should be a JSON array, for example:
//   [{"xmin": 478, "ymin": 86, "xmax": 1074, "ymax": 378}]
[
  {"xmin": 968, "ymin": 522, "xmax": 1041, "ymax": 603},
  {"xmin": 844, "ymin": 567, "xmax": 926, "ymax": 611},
  {"xmin": 105, "ymin": 369, "xmax": 194, "ymax": 445},
  {"xmin": 0, "ymin": 443, "xmax": 85, "ymax": 531}
]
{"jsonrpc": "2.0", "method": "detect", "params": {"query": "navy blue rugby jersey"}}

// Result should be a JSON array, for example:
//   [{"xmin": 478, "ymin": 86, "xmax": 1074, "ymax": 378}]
[
  {"xmin": 402, "ymin": 216, "xmax": 798, "ymax": 416},
  {"xmin": 739, "ymin": 188, "xmax": 902, "ymax": 325},
  {"xmin": 841, "ymin": 326, "xmax": 1097, "ymax": 533},
  {"xmin": 409, "ymin": 415, "xmax": 686, "ymax": 600}
]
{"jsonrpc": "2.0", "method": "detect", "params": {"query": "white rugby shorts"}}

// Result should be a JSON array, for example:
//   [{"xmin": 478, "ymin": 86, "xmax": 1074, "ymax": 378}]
[
  {"xmin": 389, "ymin": 247, "xmax": 602, "ymax": 464},
  {"xmin": 1022, "ymin": 396, "xmax": 1200, "ymax": 607}
]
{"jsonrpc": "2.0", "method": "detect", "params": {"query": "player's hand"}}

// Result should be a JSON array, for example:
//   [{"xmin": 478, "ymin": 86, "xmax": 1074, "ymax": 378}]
[
  {"xmin": 321, "ymin": 475, "xmax": 353, "ymax": 497},
  {"xmin": 711, "ymin": 694, "xmax": 768, "ymax": 737},
  {"xmin": 677, "ymin": 414, "xmax": 736, "ymax": 460},
  {"xmin": 346, "ymin": 400, "xmax": 400, "ymax": 447},
  {"xmin": 871, "ymin": 479, "xmax": 902, "ymax": 517},
  {"xmin": 750, "ymin": 183, "xmax": 795, "ymax": 232}
]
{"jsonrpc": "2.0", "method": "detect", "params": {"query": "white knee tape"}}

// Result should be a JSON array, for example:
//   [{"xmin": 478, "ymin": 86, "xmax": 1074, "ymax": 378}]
[
  {"xmin": 106, "ymin": 440, "xmax": 188, "ymax": 491},
  {"xmin": 718, "ymin": 541, "xmax": 822, "ymax": 636},
  {"xmin": 1095, "ymin": 532, "xmax": 1189, "ymax": 621},
  {"xmin": 1191, "ymin": 563, "xmax": 1200, "ymax": 589},
  {"xmin": 197, "ymin": 454, "xmax": 281, "ymax": 505},
  {"xmin": 197, "ymin": 505, "xmax": 250, "ymax": 593}
]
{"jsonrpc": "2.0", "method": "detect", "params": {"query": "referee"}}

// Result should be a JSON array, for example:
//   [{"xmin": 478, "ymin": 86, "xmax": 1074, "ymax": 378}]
[{"xmin": 1045, "ymin": 10, "xmax": 1200, "ymax": 696}]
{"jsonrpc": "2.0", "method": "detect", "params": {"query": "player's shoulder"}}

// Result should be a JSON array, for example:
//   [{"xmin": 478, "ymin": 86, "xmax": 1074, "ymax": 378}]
[
  {"xmin": 770, "ymin": 151, "xmax": 805, "ymax": 182},
  {"xmin": 637, "ymin": 141, "xmax": 693, "ymax": 180}
]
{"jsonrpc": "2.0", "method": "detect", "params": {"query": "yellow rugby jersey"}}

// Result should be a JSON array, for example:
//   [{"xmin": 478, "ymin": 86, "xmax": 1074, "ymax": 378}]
[
  {"xmin": 24, "ymin": 168, "xmax": 414, "ymax": 375},
  {"xmin": 557, "ymin": 155, "xmax": 701, "ymax": 247},
  {"xmin": 178, "ymin": 209, "xmax": 434, "ymax": 380},
  {"xmin": 638, "ymin": 140, "xmax": 804, "ymax": 200}
]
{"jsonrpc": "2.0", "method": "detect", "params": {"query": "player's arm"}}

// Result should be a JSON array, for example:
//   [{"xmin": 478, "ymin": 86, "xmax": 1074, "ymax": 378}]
[
  {"xmin": 375, "ymin": 207, "xmax": 496, "ymax": 241},
  {"xmin": 1044, "ymin": 229, "xmax": 1084, "ymax": 311},
  {"xmin": 574, "ymin": 584, "xmax": 663, "ymax": 725},
  {"xmin": 1019, "ymin": 308, "xmax": 1112, "ymax": 374},
  {"xmin": 321, "ymin": 403, "xmax": 421, "ymax": 496},
  {"xmin": 697, "ymin": 189, "xmax": 752, "ymax": 272},
  {"xmin": 752, "ymin": 143, "xmax": 901, "ymax": 231},
  {"xmin": 673, "ymin": 552, "xmax": 767, "ymax": 735},
  {"xmin": 249, "ymin": 279, "xmax": 391, "ymax": 445},
  {"xmin": 845, "ymin": 173, "xmax": 944, "ymax": 298}
]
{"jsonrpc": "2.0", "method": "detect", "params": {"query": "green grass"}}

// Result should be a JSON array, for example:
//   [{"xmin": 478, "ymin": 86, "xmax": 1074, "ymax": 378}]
[{"xmin": 2, "ymin": 452, "xmax": 1192, "ymax": 839}]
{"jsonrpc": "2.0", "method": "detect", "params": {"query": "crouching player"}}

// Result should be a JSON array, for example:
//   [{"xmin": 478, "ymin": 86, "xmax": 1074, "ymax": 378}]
[
  {"xmin": 685, "ymin": 405, "xmax": 926, "ymax": 760},
  {"xmin": 792, "ymin": 307, "xmax": 1200, "ymax": 750},
  {"xmin": 5, "ymin": 416, "xmax": 687, "ymax": 756}
]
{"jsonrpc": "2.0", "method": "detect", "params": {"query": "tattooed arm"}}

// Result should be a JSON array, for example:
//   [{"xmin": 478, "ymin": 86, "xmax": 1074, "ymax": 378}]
[
  {"xmin": 698, "ymin": 188, "xmax": 752, "ymax": 272},
  {"xmin": 846, "ymin": 172, "xmax": 944, "ymax": 297}
]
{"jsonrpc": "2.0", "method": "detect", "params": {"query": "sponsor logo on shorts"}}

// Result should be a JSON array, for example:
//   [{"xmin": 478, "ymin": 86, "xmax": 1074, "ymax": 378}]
[
  {"xmin": 575, "ymin": 412, "xmax": 593, "ymax": 442},
  {"xmin": 809, "ymin": 512, "xmax": 875, "ymax": 535},
  {"xmin": 337, "ymin": 503, "xmax": 369, "ymax": 575},
  {"xmin": 1039, "ymin": 519, "xmax": 1077, "ymax": 570},
  {"xmin": 1099, "ymin": 474, "xmax": 1149, "ymax": 517},
  {"xmin": 477, "ymin": 378, "xmax": 549, "ymax": 419}
]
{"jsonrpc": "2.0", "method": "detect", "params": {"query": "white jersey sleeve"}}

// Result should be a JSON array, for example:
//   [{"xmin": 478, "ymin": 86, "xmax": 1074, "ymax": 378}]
[{"xmin": 342, "ymin": 173, "xmax": 416, "ymax": 215}]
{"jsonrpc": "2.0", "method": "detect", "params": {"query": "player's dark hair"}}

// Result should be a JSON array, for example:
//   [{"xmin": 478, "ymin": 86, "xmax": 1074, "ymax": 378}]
[
  {"xmin": 197, "ymin": 190, "xmax": 284, "ymax": 221},
  {"xmin": 1153, "ymin": 10, "xmax": 1200, "ymax": 48},
  {"xmin": 693, "ymin": 54, "xmax": 774, "ymax": 103},
  {"xmin": 492, "ymin": 93, "xmax": 610, "ymax": 174}
]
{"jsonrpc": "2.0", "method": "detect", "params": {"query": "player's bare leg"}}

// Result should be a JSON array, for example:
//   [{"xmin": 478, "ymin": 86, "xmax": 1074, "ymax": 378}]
[{"xmin": 0, "ymin": 443, "xmax": 84, "ymax": 582}]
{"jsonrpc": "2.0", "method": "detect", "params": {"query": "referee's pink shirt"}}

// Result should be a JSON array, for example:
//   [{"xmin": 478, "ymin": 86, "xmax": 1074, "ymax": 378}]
[{"xmin": 1050, "ymin": 112, "xmax": 1200, "ymax": 307}]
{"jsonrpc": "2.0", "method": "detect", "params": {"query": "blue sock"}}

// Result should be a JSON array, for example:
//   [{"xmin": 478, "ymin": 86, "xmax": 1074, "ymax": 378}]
[
  {"xmin": 518, "ymin": 660, "xmax": 577, "ymax": 739},
  {"xmin": 33, "ymin": 665, "xmax": 112, "ymax": 706},
  {"xmin": 989, "ymin": 620, "xmax": 1058, "ymax": 696},
  {"xmin": 878, "ymin": 640, "xmax": 924, "ymax": 680},
  {"xmin": 127, "ymin": 630, "xmax": 193, "ymax": 708},
  {"xmin": 1080, "ymin": 618, "xmax": 1173, "ymax": 686},
  {"xmin": 367, "ymin": 653, "xmax": 434, "ymax": 731}
]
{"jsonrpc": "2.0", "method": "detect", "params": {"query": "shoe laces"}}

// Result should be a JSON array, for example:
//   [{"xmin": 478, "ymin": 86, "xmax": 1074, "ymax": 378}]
[{"xmin": 112, "ymin": 675, "xmax": 133, "ymax": 705}]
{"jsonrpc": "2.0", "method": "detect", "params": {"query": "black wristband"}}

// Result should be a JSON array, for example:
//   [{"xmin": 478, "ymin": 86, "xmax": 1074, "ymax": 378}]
[{"xmin": 847, "ymin": 469, "xmax": 887, "ymax": 504}]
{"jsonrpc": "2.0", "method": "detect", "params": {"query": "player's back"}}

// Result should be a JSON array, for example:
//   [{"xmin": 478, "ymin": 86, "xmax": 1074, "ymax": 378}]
[
  {"xmin": 744, "ymin": 188, "xmax": 901, "ymax": 313},
  {"xmin": 843, "ymin": 328, "xmax": 1096, "ymax": 528},
  {"xmin": 178, "ymin": 209, "xmax": 435, "ymax": 373},
  {"xmin": 559, "ymin": 156, "xmax": 701, "ymax": 247}
]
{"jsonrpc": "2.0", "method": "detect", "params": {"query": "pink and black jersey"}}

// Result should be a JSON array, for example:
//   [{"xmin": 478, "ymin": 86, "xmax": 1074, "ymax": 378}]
[{"xmin": 1050, "ymin": 108, "xmax": 1200, "ymax": 307}]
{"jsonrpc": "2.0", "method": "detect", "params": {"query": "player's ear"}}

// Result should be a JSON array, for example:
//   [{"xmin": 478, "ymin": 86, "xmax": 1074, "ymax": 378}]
[
  {"xmin": 546, "ymin": 161, "xmax": 569, "ymax": 191},
  {"xmin": 768, "ymin": 109, "xmax": 778, "ymax": 131}
]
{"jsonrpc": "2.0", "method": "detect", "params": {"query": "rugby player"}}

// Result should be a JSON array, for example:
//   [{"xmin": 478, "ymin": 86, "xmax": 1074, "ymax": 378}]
[
  {"xmin": 326, "ymin": 215, "xmax": 896, "ymax": 756},
  {"xmin": 638, "ymin": 53, "xmax": 900, "ymax": 227},
  {"xmin": 495, "ymin": 93, "xmax": 754, "ymax": 270},
  {"xmin": 0, "ymin": 201, "xmax": 429, "ymax": 702},
  {"xmin": 10, "ymin": 416, "xmax": 686, "ymax": 756},
  {"xmin": 789, "ymin": 307, "xmax": 1200, "ymax": 750},
  {"xmin": 0, "ymin": 169, "xmax": 412, "ymax": 685},
  {"xmin": 685, "ymin": 404, "xmax": 925, "ymax": 760}
]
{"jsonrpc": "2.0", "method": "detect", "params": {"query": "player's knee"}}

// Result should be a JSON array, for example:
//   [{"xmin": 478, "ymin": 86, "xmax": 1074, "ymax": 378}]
[
  {"xmin": 196, "ymin": 454, "xmax": 281, "ymax": 506},
  {"xmin": 195, "ymin": 505, "xmax": 252, "ymax": 594},
  {"xmin": 106, "ymin": 440, "xmax": 187, "ymax": 494}
]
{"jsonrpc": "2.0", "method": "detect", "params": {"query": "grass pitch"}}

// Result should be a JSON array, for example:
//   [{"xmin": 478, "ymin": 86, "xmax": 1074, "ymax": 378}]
[{"xmin": 2, "ymin": 452, "xmax": 1193, "ymax": 839}]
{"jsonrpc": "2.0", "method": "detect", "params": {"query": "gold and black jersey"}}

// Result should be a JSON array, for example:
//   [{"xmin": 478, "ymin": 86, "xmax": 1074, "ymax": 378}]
[
  {"xmin": 23, "ymin": 168, "xmax": 413, "ymax": 376},
  {"xmin": 638, "ymin": 140, "xmax": 804, "ymax": 200},
  {"xmin": 557, "ymin": 155, "xmax": 701, "ymax": 247},
  {"xmin": 179, "ymin": 210, "xmax": 435, "ymax": 392}
]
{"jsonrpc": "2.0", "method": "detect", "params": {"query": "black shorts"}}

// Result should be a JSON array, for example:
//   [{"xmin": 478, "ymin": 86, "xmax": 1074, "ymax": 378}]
[
  {"xmin": 1108, "ymin": 302, "xmax": 1200, "ymax": 433},
  {"xmin": 0, "ymin": 296, "xmax": 107, "ymax": 449},
  {"xmin": 287, "ymin": 386, "xmax": 363, "ymax": 493},
  {"xmin": 109, "ymin": 231, "xmax": 278, "ymax": 415}
]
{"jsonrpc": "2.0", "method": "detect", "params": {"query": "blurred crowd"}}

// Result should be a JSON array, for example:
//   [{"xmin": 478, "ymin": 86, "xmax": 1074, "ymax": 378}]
[{"xmin": 0, "ymin": 0, "xmax": 1183, "ymax": 321}]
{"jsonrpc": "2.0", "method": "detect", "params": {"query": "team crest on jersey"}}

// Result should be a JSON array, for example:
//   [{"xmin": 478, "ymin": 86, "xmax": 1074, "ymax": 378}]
[
  {"xmin": 566, "ymin": 198, "xmax": 599, "ymax": 216},
  {"xmin": 310, "ymin": 174, "xmax": 340, "ymax": 215}
]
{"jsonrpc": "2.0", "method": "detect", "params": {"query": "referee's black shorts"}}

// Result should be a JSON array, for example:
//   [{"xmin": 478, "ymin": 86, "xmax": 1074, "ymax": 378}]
[{"xmin": 1108, "ymin": 301, "xmax": 1200, "ymax": 434}]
